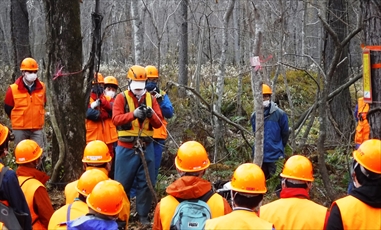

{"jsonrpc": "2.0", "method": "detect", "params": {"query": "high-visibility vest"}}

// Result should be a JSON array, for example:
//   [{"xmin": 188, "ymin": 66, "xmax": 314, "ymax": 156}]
[
  {"xmin": 10, "ymin": 83, "xmax": 45, "ymax": 129},
  {"xmin": 205, "ymin": 210, "xmax": 273, "ymax": 230},
  {"xmin": 334, "ymin": 195, "xmax": 381, "ymax": 230},
  {"xmin": 260, "ymin": 197, "xmax": 327, "ymax": 229},
  {"xmin": 159, "ymin": 193, "xmax": 225, "ymax": 230},
  {"xmin": 153, "ymin": 90, "xmax": 168, "ymax": 139},
  {"xmin": 355, "ymin": 97, "xmax": 370, "ymax": 145},
  {"xmin": 18, "ymin": 176, "xmax": 46, "ymax": 230},
  {"xmin": 85, "ymin": 95, "xmax": 118, "ymax": 144},
  {"xmin": 48, "ymin": 200, "xmax": 88, "ymax": 230},
  {"xmin": 117, "ymin": 91, "xmax": 153, "ymax": 137}
]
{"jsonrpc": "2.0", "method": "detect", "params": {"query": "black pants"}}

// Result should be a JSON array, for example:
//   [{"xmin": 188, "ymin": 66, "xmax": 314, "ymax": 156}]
[{"xmin": 261, "ymin": 162, "xmax": 277, "ymax": 179}]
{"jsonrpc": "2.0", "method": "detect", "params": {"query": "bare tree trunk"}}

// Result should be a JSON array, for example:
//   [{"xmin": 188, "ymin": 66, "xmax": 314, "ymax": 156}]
[
  {"xmin": 213, "ymin": 0, "xmax": 235, "ymax": 162},
  {"xmin": 43, "ymin": 0, "xmax": 85, "ymax": 182},
  {"xmin": 194, "ymin": 16, "xmax": 206, "ymax": 118},
  {"xmin": 361, "ymin": 0, "xmax": 381, "ymax": 138},
  {"xmin": 131, "ymin": 0, "xmax": 144, "ymax": 63},
  {"xmin": 178, "ymin": 0, "xmax": 188, "ymax": 98},
  {"xmin": 234, "ymin": 1, "xmax": 243, "ymax": 116},
  {"xmin": 10, "ymin": 0, "xmax": 30, "ymax": 81},
  {"xmin": 251, "ymin": 3, "xmax": 264, "ymax": 167}
]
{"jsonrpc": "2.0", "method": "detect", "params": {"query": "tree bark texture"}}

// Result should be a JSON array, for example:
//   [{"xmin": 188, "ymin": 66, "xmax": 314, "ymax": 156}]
[
  {"xmin": 43, "ymin": 0, "xmax": 85, "ymax": 182},
  {"xmin": 131, "ymin": 0, "xmax": 144, "ymax": 64},
  {"xmin": 10, "ymin": 0, "xmax": 31, "ymax": 81},
  {"xmin": 178, "ymin": 0, "xmax": 188, "ymax": 98},
  {"xmin": 361, "ymin": 0, "xmax": 381, "ymax": 139}
]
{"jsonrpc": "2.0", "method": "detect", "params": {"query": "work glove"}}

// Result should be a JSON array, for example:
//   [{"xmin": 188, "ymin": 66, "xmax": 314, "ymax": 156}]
[
  {"xmin": 133, "ymin": 106, "xmax": 146, "ymax": 119},
  {"xmin": 90, "ymin": 99, "xmax": 101, "ymax": 109},
  {"xmin": 146, "ymin": 107, "xmax": 153, "ymax": 118},
  {"xmin": 152, "ymin": 91, "xmax": 163, "ymax": 103}
]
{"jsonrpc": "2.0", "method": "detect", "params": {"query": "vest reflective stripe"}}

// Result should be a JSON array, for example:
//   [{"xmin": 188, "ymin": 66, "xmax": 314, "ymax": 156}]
[
  {"xmin": 355, "ymin": 97, "xmax": 370, "ymax": 145},
  {"xmin": 18, "ymin": 176, "xmax": 45, "ymax": 229},
  {"xmin": 335, "ymin": 195, "xmax": 381, "ymax": 230},
  {"xmin": 10, "ymin": 83, "xmax": 45, "ymax": 129},
  {"xmin": 260, "ymin": 197, "xmax": 327, "ymax": 229},
  {"xmin": 159, "ymin": 193, "xmax": 225, "ymax": 230},
  {"xmin": 85, "ymin": 96, "xmax": 118, "ymax": 144},
  {"xmin": 117, "ymin": 91, "xmax": 153, "ymax": 137},
  {"xmin": 48, "ymin": 200, "xmax": 89, "ymax": 230}
]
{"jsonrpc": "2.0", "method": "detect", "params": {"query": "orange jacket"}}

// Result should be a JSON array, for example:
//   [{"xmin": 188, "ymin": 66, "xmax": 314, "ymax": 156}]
[
  {"xmin": 153, "ymin": 176, "xmax": 232, "ymax": 230},
  {"xmin": 9, "ymin": 80, "xmax": 46, "ymax": 129},
  {"xmin": 260, "ymin": 196, "xmax": 327, "ymax": 229},
  {"xmin": 48, "ymin": 199, "xmax": 88, "ymax": 230},
  {"xmin": 17, "ymin": 166, "xmax": 53, "ymax": 230},
  {"xmin": 205, "ymin": 210, "xmax": 273, "ymax": 230},
  {"xmin": 333, "ymin": 195, "xmax": 381, "ymax": 230},
  {"xmin": 86, "ymin": 94, "xmax": 118, "ymax": 144},
  {"xmin": 355, "ymin": 97, "xmax": 370, "ymax": 145}
]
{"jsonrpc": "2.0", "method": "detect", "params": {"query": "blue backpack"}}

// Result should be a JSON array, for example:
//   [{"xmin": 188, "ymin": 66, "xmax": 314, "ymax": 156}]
[{"xmin": 170, "ymin": 190, "xmax": 214, "ymax": 230}]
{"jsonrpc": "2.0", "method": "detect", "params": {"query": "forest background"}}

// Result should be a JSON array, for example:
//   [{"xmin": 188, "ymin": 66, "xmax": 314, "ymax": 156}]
[{"xmin": 0, "ymin": 0, "xmax": 381, "ymax": 225}]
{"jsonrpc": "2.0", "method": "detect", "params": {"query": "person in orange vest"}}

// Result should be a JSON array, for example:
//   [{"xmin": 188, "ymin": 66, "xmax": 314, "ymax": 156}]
[
  {"xmin": 67, "ymin": 180, "xmax": 125, "ymax": 229},
  {"xmin": 153, "ymin": 141, "xmax": 232, "ymax": 230},
  {"xmin": 64, "ymin": 140, "xmax": 130, "ymax": 229},
  {"xmin": 130, "ymin": 66, "xmax": 174, "ymax": 198},
  {"xmin": 102, "ymin": 76, "xmax": 119, "ymax": 179},
  {"xmin": 4, "ymin": 57, "xmax": 46, "ymax": 148},
  {"xmin": 326, "ymin": 139, "xmax": 381, "ymax": 230},
  {"xmin": 354, "ymin": 97, "xmax": 370, "ymax": 149},
  {"xmin": 48, "ymin": 169, "xmax": 108, "ymax": 229},
  {"xmin": 259, "ymin": 155, "xmax": 327, "ymax": 229},
  {"xmin": 0, "ymin": 124, "xmax": 31, "ymax": 230},
  {"xmin": 85, "ymin": 73, "xmax": 117, "ymax": 157},
  {"xmin": 205, "ymin": 163, "xmax": 273, "ymax": 230},
  {"xmin": 112, "ymin": 65, "xmax": 162, "ymax": 225},
  {"xmin": 15, "ymin": 139, "xmax": 54, "ymax": 230}
]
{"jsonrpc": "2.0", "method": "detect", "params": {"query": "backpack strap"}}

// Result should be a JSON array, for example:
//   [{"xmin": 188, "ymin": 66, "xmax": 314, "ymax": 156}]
[
  {"xmin": 66, "ymin": 202, "xmax": 74, "ymax": 223},
  {"xmin": 175, "ymin": 189, "xmax": 214, "ymax": 203}
]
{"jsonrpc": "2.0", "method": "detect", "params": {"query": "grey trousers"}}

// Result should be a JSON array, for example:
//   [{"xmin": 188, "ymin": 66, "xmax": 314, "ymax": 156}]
[{"xmin": 13, "ymin": 129, "xmax": 45, "ymax": 149}]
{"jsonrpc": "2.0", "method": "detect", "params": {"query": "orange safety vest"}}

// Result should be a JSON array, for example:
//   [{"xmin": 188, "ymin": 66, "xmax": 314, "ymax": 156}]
[
  {"xmin": 117, "ymin": 91, "xmax": 153, "ymax": 137},
  {"xmin": 10, "ymin": 83, "xmax": 45, "ymax": 130},
  {"xmin": 85, "ymin": 95, "xmax": 118, "ymax": 144},
  {"xmin": 355, "ymin": 97, "xmax": 370, "ymax": 145},
  {"xmin": 205, "ymin": 210, "xmax": 273, "ymax": 230},
  {"xmin": 153, "ymin": 90, "xmax": 168, "ymax": 139},
  {"xmin": 159, "ymin": 193, "xmax": 225, "ymax": 230},
  {"xmin": 48, "ymin": 200, "xmax": 89, "ymax": 230},
  {"xmin": 18, "ymin": 176, "xmax": 46, "ymax": 230},
  {"xmin": 260, "ymin": 197, "xmax": 327, "ymax": 229},
  {"xmin": 334, "ymin": 195, "xmax": 381, "ymax": 230}
]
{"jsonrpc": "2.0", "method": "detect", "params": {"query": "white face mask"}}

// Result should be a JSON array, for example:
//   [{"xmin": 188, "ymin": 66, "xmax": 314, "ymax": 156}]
[
  {"xmin": 132, "ymin": 89, "xmax": 146, "ymax": 97},
  {"xmin": 25, "ymin": 73, "xmax": 37, "ymax": 82},
  {"xmin": 105, "ymin": 90, "xmax": 116, "ymax": 98},
  {"xmin": 263, "ymin": 100, "xmax": 270, "ymax": 107}
]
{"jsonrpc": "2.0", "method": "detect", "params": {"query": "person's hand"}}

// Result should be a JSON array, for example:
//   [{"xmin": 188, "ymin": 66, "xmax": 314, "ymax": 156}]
[
  {"xmin": 146, "ymin": 107, "xmax": 153, "ymax": 118},
  {"xmin": 133, "ymin": 107, "xmax": 146, "ymax": 119},
  {"xmin": 90, "ymin": 99, "xmax": 100, "ymax": 109}
]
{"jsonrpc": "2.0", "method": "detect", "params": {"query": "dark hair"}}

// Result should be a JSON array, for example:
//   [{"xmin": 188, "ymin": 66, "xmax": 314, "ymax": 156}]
[
  {"xmin": 285, "ymin": 179, "xmax": 308, "ymax": 189},
  {"xmin": 104, "ymin": 84, "xmax": 118, "ymax": 90},
  {"xmin": 354, "ymin": 160, "xmax": 381, "ymax": 184},
  {"xmin": 85, "ymin": 162, "xmax": 108, "ymax": 168},
  {"xmin": 233, "ymin": 193, "xmax": 263, "ymax": 209}
]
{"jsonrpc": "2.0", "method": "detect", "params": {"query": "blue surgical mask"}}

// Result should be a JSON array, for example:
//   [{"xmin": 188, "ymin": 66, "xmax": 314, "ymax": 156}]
[{"xmin": 145, "ymin": 81, "xmax": 157, "ymax": 92}]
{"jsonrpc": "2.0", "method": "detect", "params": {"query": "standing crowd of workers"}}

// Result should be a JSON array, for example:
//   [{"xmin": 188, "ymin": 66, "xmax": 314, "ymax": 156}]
[{"xmin": 0, "ymin": 57, "xmax": 379, "ymax": 230}]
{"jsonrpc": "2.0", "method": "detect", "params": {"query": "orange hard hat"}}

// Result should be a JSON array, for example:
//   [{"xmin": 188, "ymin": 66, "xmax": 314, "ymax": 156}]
[
  {"xmin": 262, "ymin": 84, "xmax": 272, "ymax": 95},
  {"xmin": 280, "ymin": 155, "xmax": 314, "ymax": 182},
  {"xmin": 82, "ymin": 140, "xmax": 112, "ymax": 163},
  {"xmin": 145, "ymin": 65, "xmax": 159, "ymax": 78},
  {"xmin": 127, "ymin": 65, "xmax": 147, "ymax": 81},
  {"xmin": 92, "ymin": 73, "xmax": 104, "ymax": 84},
  {"xmin": 0, "ymin": 124, "xmax": 9, "ymax": 146},
  {"xmin": 353, "ymin": 139, "xmax": 381, "ymax": 174},
  {"xmin": 175, "ymin": 141, "xmax": 210, "ymax": 172},
  {"xmin": 20, "ymin": 58, "xmax": 38, "ymax": 71},
  {"xmin": 231, "ymin": 163, "xmax": 267, "ymax": 194},
  {"xmin": 86, "ymin": 180, "xmax": 124, "ymax": 216},
  {"xmin": 104, "ymin": 76, "xmax": 119, "ymax": 87},
  {"xmin": 15, "ymin": 140, "xmax": 43, "ymax": 164},
  {"xmin": 76, "ymin": 169, "xmax": 108, "ymax": 196}
]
